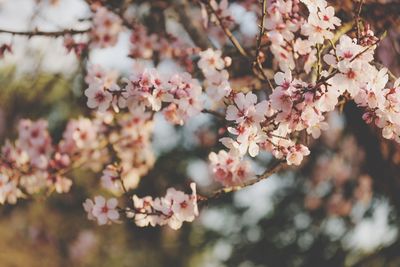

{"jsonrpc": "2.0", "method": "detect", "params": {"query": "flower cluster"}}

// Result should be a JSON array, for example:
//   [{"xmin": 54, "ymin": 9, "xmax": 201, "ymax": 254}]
[
  {"xmin": 0, "ymin": 120, "xmax": 71, "ymax": 204},
  {"xmin": 202, "ymin": 0, "xmax": 234, "ymax": 28},
  {"xmin": 221, "ymin": 89, "xmax": 312, "ymax": 166},
  {"xmin": 358, "ymin": 77, "xmax": 400, "ymax": 142},
  {"xmin": 208, "ymin": 150, "xmax": 253, "ymax": 186},
  {"xmin": 0, "ymin": 170, "xmax": 21, "ymax": 204},
  {"xmin": 100, "ymin": 164, "xmax": 121, "ymax": 194},
  {"xmin": 304, "ymin": 135, "xmax": 373, "ymax": 217},
  {"xmin": 162, "ymin": 72, "xmax": 203, "ymax": 125},
  {"xmin": 198, "ymin": 48, "xmax": 232, "ymax": 102},
  {"xmin": 109, "ymin": 110, "xmax": 155, "ymax": 192},
  {"xmin": 84, "ymin": 65, "xmax": 119, "ymax": 112},
  {"xmin": 83, "ymin": 196, "xmax": 120, "ymax": 225},
  {"xmin": 266, "ymin": 0, "xmax": 341, "ymax": 72},
  {"xmin": 129, "ymin": 25, "xmax": 157, "ymax": 59},
  {"xmin": 0, "ymin": 111, "xmax": 155, "ymax": 205},
  {"xmin": 129, "ymin": 183, "xmax": 198, "ymax": 230},
  {"xmin": 90, "ymin": 6, "xmax": 122, "ymax": 48},
  {"xmin": 63, "ymin": 34, "xmax": 87, "ymax": 57},
  {"xmin": 224, "ymin": 92, "xmax": 269, "ymax": 157},
  {"xmin": 301, "ymin": 0, "xmax": 341, "ymax": 44},
  {"xmin": 84, "ymin": 67, "xmax": 204, "ymax": 125},
  {"xmin": 129, "ymin": 25, "xmax": 199, "ymax": 71},
  {"xmin": 323, "ymin": 33, "xmax": 400, "ymax": 142}
]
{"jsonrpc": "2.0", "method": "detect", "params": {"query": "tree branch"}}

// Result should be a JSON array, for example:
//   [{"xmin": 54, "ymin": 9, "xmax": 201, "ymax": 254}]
[
  {"xmin": 354, "ymin": 0, "xmax": 364, "ymax": 42},
  {"xmin": 204, "ymin": 0, "xmax": 249, "ymax": 57},
  {"xmin": 201, "ymin": 108, "xmax": 225, "ymax": 120},
  {"xmin": 199, "ymin": 160, "xmax": 286, "ymax": 203},
  {"xmin": 254, "ymin": 0, "xmax": 267, "ymax": 65},
  {"xmin": 204, "ymin": 0, "xmax": 274, "ymax": 92},
  {"xmin": 252, "ymin": 0, "xmax": 274, "ymax": 92},
  {"xmin": 174, "ymin": 0, "xmax": 211, "ymax": 50},
  {"xmin": 314, "ymin": 37, "xmax": 382, "ymax": 89},
  {"xmin": 0, "ymin": 28, "xmax": 90, "ymax": 37}
]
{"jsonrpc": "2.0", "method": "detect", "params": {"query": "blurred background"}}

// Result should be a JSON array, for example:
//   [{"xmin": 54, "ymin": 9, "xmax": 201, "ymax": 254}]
[{"xmin": 0, "ymin": 0, "xmax": 400, "ymax": 266}]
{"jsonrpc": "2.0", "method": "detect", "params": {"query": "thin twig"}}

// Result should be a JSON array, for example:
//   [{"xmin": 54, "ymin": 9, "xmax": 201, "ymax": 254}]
[
  {"xmin": 174, "ymin": 0, "xmax": 210, "ymax": 49},
  {"xmin": 200, "ymin": 160, "xmax": 286, "ymax": 202},
  {"xmin": 253, "ymin": 0, "xmax": 274, "ymax": 92},
  {"xmin": 205, "ymin": 1, "xmax": 249, "ymax": 57},
  {"xmin": 316, "ymin": 44, "xmax": 322, "ymax": 81},
  {"xmin": 0, "ymin": 28, "xmax": 90, "ymax": 37},
  {"xmin": 202, "ymin": 109, "xmax": 225, "ymax": 119},
  {"xmin": 254, "ymin": 0, "xmax": 267, "ymax": 65},
  {"xmin": 205, "ymin": 0, "xmax": 274, "ymax": 92},
  {"xmin": 355, "ymin": 0, "xmax": 364, "ymax": 42},
  {"xmin": 314, "ymin": 37, "xmax": 381, "ymax": 89}
]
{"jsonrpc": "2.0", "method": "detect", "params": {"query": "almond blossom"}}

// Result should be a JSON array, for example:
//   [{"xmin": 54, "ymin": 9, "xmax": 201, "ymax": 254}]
[
  {"xmin": 0, "ymin": 172, "xmax": 21, "ymax": 204},
  {"xmin": 301, "ymin": 13, "xmax": 334, "ymax": 44},
  {"xmin": 204, "ymin": 70, "xmax": 231, "ymax": 101},
  {"xmin": 300, "ymin": 0, "xmax": 327, "ymax": 12},
  {"xmin": 205, "ymin": 0, "xmax": 234, "ymax": 27},
  {"xmin": 129, "ymin": 183, "xmax": 198, "ymax": 230},
  {"xmin": 286, "ymin": 144, "xmax": 311, "ymax": 166},
  {"xmin": 123, "ymin": 68, "xmax": 168, "ymax": 112},
  {"xmin": 84, "ymin": 79, "xmax": 113, "ymax": 112},
  {"xmin": 91, "ymin": 6, "xmax": 122, "ymax": 48},
  {"xmin": 100, "ymin": 165, "xmax": 122, "ymax": 194},
  {"xmin": 84, "ymin": 67, "xmax": 204, "ymax": 125},
  {"xmin": 226, "ymin": 92, "xmax": 268, "ymax": 126},
  {"xmin": 198, "ymin": 48, "xmax": 232, "ymax": 102},
  {"xmin": 198, "ymin": 48, "xmax": 225, "ymax": 74},
  {"xmin": 208, "ymin": 150, "xmax": 253, "ymax": 186},
  {"xmin": 317, "ymin": 5, "xmax": 341, "ymax": 30},
  {"xmin": 84, "ymin": 196, "xmax": 120, "ymax": 225}
]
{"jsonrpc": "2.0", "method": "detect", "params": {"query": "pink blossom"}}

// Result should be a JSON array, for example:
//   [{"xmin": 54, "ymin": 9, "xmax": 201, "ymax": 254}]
[
  {"xmin": 301, "ymin": 13, "xmax": 334, "ymax": 44},
  {"xmin": 91, "ymin": 7, "xmax": 122, "ymax": 48},
  {"xmin": 226, "ymin": 92, "xmax": 268, "ymax": 126},
  {"xmin": 88, "ymin": 196, "xmax": 120, "ymax": 225},
  {"xmin": 0, "ymin": 173, "xmax": 21, "ymax": 204},
  {"xmin": 286, "ymin": 144, "xmax": 310, "ymax": 165},
  {"xmin": 131, "ymin": 183, "xmax": 198, "ymax": 230},
  {"xmin": 198, "ymin": 49, "xmax": 225, "ymax": 74},
  {"xmin": 209, "ymin": 150, "xmax": 253, "ymax": 186},
  {"xmin": 100, "ymin": 165, "xmax": 122, "ymax": 194},
  {"xmin": 269, "ymin": 88, "xmax": 293, "ymax": 114},
  {"xmin": 317, "ymin": 6, "xmax": 341, "ymax": 30},
  {"xmin": 84, "ymin": 79, "xmax": 113, "ymax": 112}
]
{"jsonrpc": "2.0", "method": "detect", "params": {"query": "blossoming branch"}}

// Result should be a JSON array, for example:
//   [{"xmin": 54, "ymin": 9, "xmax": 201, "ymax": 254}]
[{"xmin": 0, "ymin": 0, "xmax": 399, "ymax": 230}]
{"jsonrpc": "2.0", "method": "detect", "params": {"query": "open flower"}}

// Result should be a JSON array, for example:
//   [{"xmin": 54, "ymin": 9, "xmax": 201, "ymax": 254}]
[
  {"xmin": 85, "ymin": 79, "xmax": 112, "ymax": 112},
  {"xmin": 88, "ymin": 196, "xmax": 120, "ymax": 225},
  {"xmin": 286, "ymin": 145, "xmax": 310, "ymax": 165}
]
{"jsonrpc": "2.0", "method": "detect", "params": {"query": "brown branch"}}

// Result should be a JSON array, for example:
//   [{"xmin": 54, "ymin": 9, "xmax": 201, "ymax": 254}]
[
  {"xmin": 204, "ymin": 0, "xmax": 274, "ymax": 92},
  {"xmin": 204, "ymin": 1, "xmax": 249, "ymax": 57},
  {"xmin": 354, "ymin": 0, "xmax": 364, "ymax": 42},
  {"xmin": 254, "ymin": 0, "xmax": 267, "ymax": 65},
  {"xmin": 83, "ymin": 0, "xmax": 134, "ymax": 29},
  {"xmin": 174, "ymin": 0, "xmax": 210, "ymax": 50},
  {"xmin": 252, "ymin": 0, "xmax": 273, "ymax": 92},
  {"xmin": 201, "ymin": 108, "xmax": 225, "ymax": 120},
  {"xmin": 0, "ymin": 28, "xmax": 90, "ymax": 37},
  {"xmin": 314, "ymin": 37, "xmax": 381, "ymax": 89},
  {"xmin": 200, "ymin": 160, "xmax": 286, "ymax": 202},
  {"xmin": 316, "ymin": 44, "xmax": 322, "ymax": 81}
]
